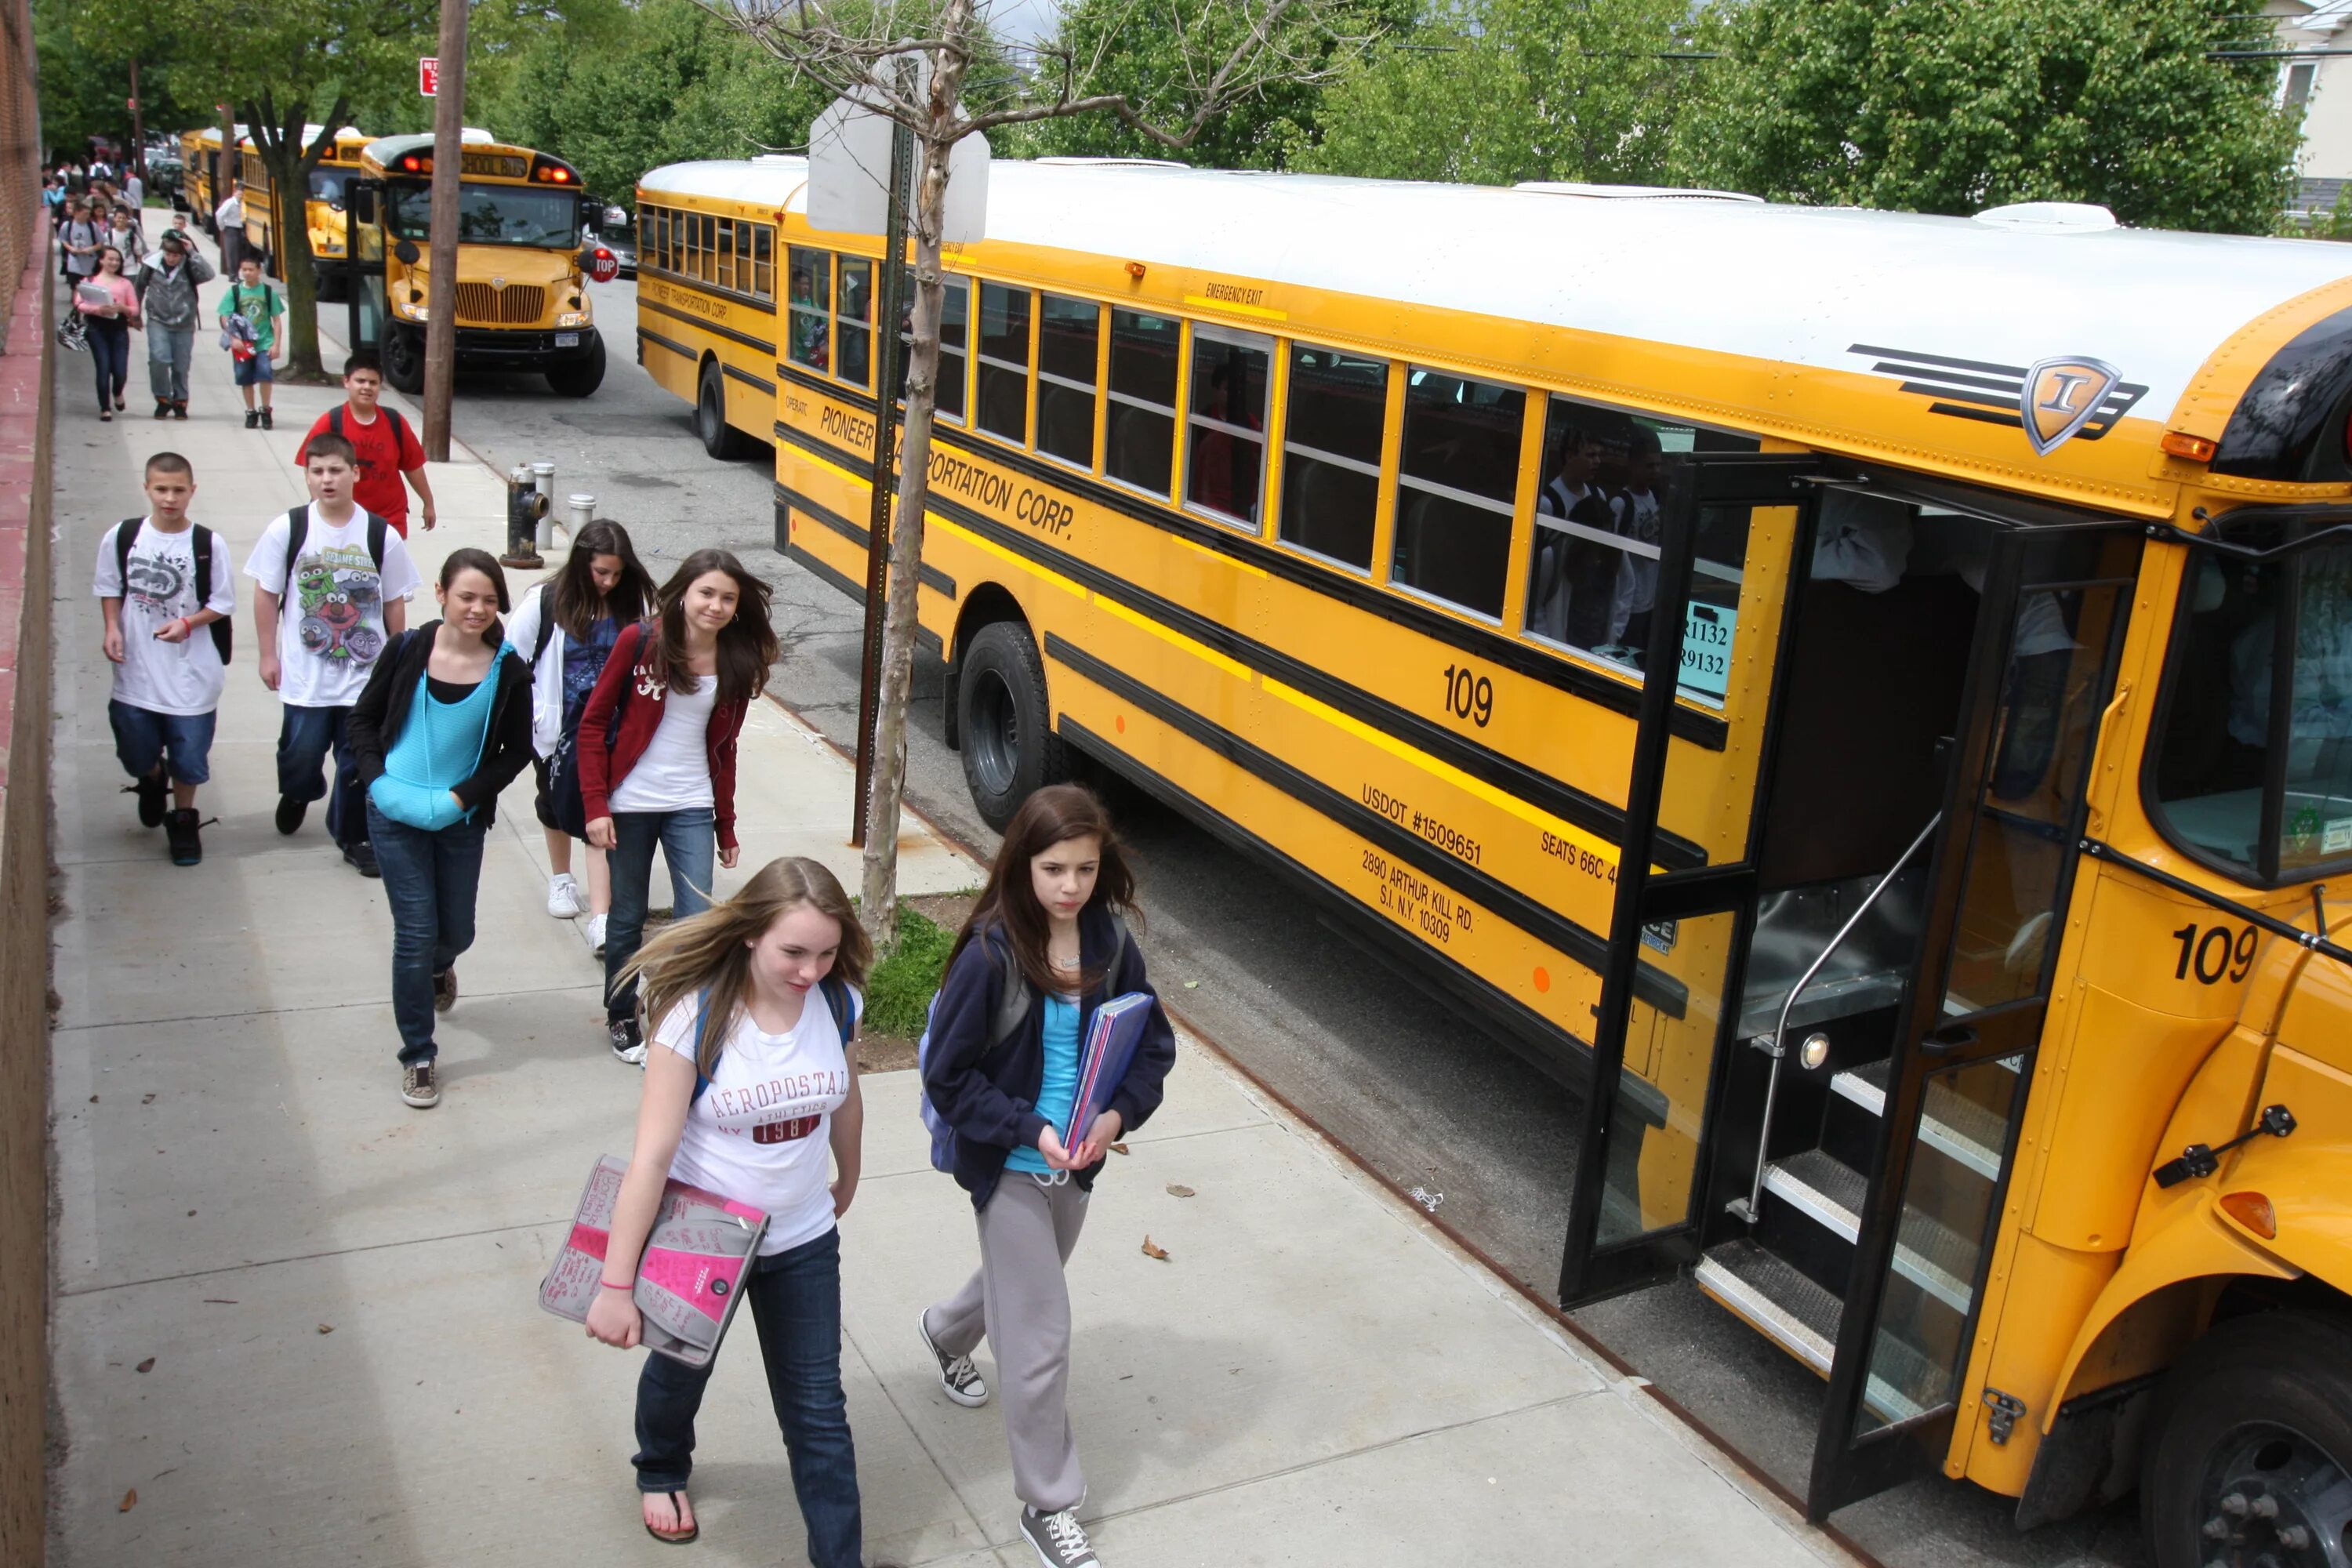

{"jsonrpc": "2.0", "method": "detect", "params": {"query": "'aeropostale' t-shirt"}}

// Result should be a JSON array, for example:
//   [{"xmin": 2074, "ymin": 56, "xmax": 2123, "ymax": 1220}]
[
  {"xmin": 655, "ymin": 989, "xmax": 859, "ymax": 1256},
  {"xmin": 242, "ymin": 506, "xmax": 420, "ymax": 709}
]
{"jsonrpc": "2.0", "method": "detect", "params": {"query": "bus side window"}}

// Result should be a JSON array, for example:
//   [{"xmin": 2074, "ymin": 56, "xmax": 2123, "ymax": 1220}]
[
  {"xmin": 837, "ymin": 258, "xmax": 874, "ymax": 387},
  {"xmin": 788, "ymin": 247, "xmax": 831, "ymax": 372},
  {"xmin": 753, "ymin": 224, "xmax": 774, "ymax": 301},
  {"xmin": 1279, "ymin": 343, "xmax": 1387, "ymax": 572},
  {"xmin": 717, "ymin": 220, "xmax": 736, "ymax": 292},
  {"xmin": 934, "ymin": 278, "xmax": 969, "ymax": 422},
  {"xmin": 1186, "ymin": 326, "xmax": 1272, "ymax": 528},
  {"xmin": 1106, "ymin": 308, "xmax": 1179, "ymax": 498},
  {"xmin": 978, "ymin": 283, "xmax": 1031, "ymax": 445},
  {"xmin": 1038, "ymin": 293, "xmax": 1101, "ymax": 470},
  {"xmin": 1524, "ymin": 396, "xmax": 1671, "ymax": 666},
  {"xmin": 1391, "ymin": 370, "xmax": 1522, "ymax": 621}
]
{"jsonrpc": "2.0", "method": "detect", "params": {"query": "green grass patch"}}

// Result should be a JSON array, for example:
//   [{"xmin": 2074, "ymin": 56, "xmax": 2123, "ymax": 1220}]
[{"xmin": 865, "ymin": 905, "xmax": 956, "ymax": 1038}]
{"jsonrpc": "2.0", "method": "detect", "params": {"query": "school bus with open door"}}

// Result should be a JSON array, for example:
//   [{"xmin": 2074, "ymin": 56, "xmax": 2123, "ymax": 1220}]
[
  {"xmin": 339, "ymin": 132, "xmax": 614, "ymax": 397},
  {"xmin": 651, "ymin": 157, "xmax": 2352, "ymax": 1563}
]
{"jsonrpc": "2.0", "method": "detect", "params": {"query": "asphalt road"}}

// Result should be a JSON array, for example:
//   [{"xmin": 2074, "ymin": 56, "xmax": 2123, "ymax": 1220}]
[{"xmin": 430, "ymin": 277, "xmax": 2147, "ymax": 1568}]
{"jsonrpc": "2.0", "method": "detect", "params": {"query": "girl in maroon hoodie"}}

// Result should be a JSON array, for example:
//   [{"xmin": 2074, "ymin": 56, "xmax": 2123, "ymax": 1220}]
[{"xmin": 579, "ymin": 548, "xmax": 780, "ymax": 1061}]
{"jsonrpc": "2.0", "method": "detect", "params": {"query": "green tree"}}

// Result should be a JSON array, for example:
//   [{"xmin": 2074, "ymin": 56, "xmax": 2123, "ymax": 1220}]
[
  {"xmin": 1668, "ymin": 0, "xmax": 2299, "ymax": 234},
  {"xmin": 1295, "ymin": 0, "xmax": 1693, "ymax": 184},
  {"xmin": 35, "ymin": 0, "xmax": 207, "ymax": 164},
  {"xmin": 1010, "ymin": 0, "xmax": 1410, "ymax": 169}
]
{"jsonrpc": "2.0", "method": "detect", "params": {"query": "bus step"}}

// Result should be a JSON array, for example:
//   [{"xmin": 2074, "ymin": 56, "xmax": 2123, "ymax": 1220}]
[
  {"xmin": 1696, "ymin": 1239, "xmax": 1942, "ymax": 1425},
  {"xmin": 1829, "ymin": 1059, "xmax": 2007, "ymax": 1180},
  {"xmin": 1764, "ymin": 1149, "xmax": 1976, "ymax": 1314}
]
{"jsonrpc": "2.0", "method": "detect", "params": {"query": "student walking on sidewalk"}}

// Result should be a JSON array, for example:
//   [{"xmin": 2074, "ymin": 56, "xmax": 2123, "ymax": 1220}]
[
  {"xmin": 134, "ymin": 229, "xmax": 211, "ymax": 420},
  {"xmin": 93, "ymin": 452, "xmax": 235, "ymax": 866},
  {"xmin": 918, "ymin": 784, "xmax": 1178, "ymax": 1568},
  {"xmin": 349, "ymin": 549, "xmax": 535, "ymax": 1109},
  {"xmin": 218, "ymin": 256, "xmax": 283, "ymax": 428},
  {"xmin": 295, "ymin": 352, "xmax": 437, "ymax": 535},
  {"xmin": 245, "ymin": 434, "xmax": 419, "ymax": 877},
  {"xmin": 74, "ymin": 245, "xmax": 140, "ymax": 419},
  {"xmin": 586, "ymin": 856, "xmax": 869, "ymax": 1561},
  {"xmin": 578, "ymin": 548, "xmax": 779, "ymax": 1063},
  {"xmin": 503, "ymin": 519, "xmax": 655, "ymax": 954}
]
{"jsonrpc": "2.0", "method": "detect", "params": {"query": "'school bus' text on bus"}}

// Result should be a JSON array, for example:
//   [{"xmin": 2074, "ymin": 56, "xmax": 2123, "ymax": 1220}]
[{"xmin": 640, "ymin": 156, "xmax": 2352, "ymax": 1561}]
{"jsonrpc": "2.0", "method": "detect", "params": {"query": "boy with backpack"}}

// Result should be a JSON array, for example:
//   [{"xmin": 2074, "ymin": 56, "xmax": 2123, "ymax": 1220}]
[
  {"xmin": 93, "ymin": 452, "xmax": 236, "ymax": 866},
  {"xmin": 218, "ymin": 254, "xmax": 284, "ymax": 429},
  {"xmin": 244, "ymin": 433, "xmax": 419, "ymax": 877},
  {"xmin": 296, "ymin": 351, "xmax": 436, "ymax": 536}
]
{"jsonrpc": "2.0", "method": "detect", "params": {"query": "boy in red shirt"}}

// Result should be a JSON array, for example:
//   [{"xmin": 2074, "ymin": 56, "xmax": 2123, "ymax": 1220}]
[{"xmin": 295, "ymin": 350, "xmax": 437, "ymax": 537}]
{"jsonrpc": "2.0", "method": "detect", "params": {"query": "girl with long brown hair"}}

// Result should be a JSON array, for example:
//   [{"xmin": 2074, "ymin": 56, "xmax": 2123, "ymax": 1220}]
[
  {"xmin": 577, "ymin": 548, "xmax": 780, "ymax": 1062},
  {"xmin": 917, "ymin": 783, "xmax": 1178, "ymax": 1568},
  {"xmin": 584, "ymin": 856, "xmax": 870, "ymax": 1559}
]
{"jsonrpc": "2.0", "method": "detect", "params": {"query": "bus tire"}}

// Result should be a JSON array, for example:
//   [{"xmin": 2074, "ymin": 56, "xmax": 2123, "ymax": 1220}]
[
  {"xmin": 698, "ymin": 359, "xmax": 753, "ymax": 459},
  {"xmin": 956, "ymin": 620, "xmax": 1068, "ymax": 831},
  {"xmin": 383, "ymin": 326, "xmax": 426, "ymax": 394},
  {"xmin": 2140, "ymin": 1308, "xmax": 2352, "ymax": 1568},
  {"xmin": 546, "ymin": 334, "xmax": 605, "ymax": 398}
]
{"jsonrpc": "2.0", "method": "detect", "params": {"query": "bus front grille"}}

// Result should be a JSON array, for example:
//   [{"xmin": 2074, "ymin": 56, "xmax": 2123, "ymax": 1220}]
[{"xmin": 455, "ymin": 283, "xmax": 546, "ymax": 325}]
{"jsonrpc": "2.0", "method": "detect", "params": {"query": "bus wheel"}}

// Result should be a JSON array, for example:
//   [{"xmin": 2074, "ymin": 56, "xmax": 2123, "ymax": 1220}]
[
  {"xmin": 383, "ymin": 326, "xmax": 425, "ymax": 394},
  {"xmin": 956, "ymin": 620, "xmax": 1068, "ymax": 831},
  {"xmin": 698, "ymin": 360, "xmax": 752, "ymax": 459},
  {"xmin": 2141, "ymin": 1309, "xmax": 2352, "ymax": 1568},
  {"xmin": 546, "ymin": 334, "xmax": 605, "ymax": 398}
]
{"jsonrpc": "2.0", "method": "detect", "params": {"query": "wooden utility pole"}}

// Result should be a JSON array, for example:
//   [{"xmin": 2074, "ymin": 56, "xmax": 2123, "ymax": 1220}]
[
  {"xmin": 127, "ymin": 59, "xmax": 143, "ymax": 180},
  {"xmin": 422, "ymin": 0, "xmax": 469, "ymax": 461}
]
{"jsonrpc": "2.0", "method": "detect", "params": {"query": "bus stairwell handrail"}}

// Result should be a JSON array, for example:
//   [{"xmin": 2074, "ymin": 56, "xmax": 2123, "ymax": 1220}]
[{"xmin": 1733, "ymin": 811, "xmax": 1942, "ymax": 1226}]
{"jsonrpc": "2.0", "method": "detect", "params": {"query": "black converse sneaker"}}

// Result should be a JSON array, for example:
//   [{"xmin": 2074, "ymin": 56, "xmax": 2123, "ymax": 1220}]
[
  {"xmin": 164, "ymin": 808, "xmax": 205, "ymax": 866},
  {"xmin": 1018, "ymin": 1507, "xmax": 1099, "ymax": 1568},
  {"xmin": 918, "ymin": 1309, "xmax": 989, "ymax": 1406}
]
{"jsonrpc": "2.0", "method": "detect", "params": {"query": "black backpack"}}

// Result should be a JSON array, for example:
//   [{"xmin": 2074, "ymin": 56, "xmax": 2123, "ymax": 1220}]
[
  {"xmin": 114, "ymin": 518, "xmax": 232, "ymax": 664},
  {"xmin": 326, "ymin": 402, "xmax": 416, "ymax": 463},
  {"xmin": 281, "ymin": 505, "xmax": 388, "ymax": 580}
]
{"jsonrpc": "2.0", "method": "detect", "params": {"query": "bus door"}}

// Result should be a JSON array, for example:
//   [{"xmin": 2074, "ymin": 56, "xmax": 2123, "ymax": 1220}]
[
  {"xmin": 344, "ymin": 180, "xmax": 386, "ymax": 356},
  {"xmin": 1557, "ymin": 452, "xmax": 1817, "ymax": 1301},
  {"xmin": 1803, "ymin": 521, "xmax": 2141, "ymax": 1516}
]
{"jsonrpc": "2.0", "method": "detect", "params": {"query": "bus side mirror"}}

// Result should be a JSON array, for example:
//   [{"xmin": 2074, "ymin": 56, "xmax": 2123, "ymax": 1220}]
[{"xmin": 394, "ymin": 239, "xmax": 420, "ymax": 265}]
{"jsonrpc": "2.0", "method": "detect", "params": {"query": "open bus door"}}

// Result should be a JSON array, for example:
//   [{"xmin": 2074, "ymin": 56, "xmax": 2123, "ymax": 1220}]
[{"xmin": 343, "ymin": 179, "xmax": 386, "ymax": 359}]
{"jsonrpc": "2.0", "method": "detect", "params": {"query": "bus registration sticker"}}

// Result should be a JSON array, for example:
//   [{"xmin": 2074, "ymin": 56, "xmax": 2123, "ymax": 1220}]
[{"xmin": 1680, "ymin": 602, "xmax": 1736, "ymax": 700}]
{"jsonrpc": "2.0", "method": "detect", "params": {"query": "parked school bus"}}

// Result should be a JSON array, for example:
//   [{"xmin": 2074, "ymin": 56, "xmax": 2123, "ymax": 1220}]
[
  {"xmin": 339, "ymin": 132, "xmax": 612, "ymax": 397},
  {"xmin": 641, "ymin": 156, "xmax": 2352, "ymax": 1561},
  {"xmin": 176, "ymin": 126, "xmax": 245, "ymax": 229},
  {"xmin": 238, "ymin": 127, "xmax": 372, "ymax": 298}
]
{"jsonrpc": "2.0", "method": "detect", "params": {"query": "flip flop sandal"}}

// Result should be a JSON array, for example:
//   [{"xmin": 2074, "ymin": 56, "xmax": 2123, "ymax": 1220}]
[{"xmin": 644, "ymin": 1489, "xmax": 698, "ymax": 1546}]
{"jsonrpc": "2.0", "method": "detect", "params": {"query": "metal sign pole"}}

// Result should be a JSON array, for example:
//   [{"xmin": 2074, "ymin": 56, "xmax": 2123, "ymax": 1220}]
[{"xmin": 851, "ymin": 113, "xmax": 915, "ymax": 849}]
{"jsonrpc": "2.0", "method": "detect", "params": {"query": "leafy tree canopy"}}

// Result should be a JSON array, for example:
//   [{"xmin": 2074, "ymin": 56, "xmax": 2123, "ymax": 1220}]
[{"xmin": 1666, "ymin": 0, "xmax": 2299, "ymax": 234}]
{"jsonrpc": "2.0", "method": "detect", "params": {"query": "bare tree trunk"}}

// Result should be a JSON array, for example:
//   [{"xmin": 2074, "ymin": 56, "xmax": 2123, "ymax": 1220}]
[
  {"xmin": 250, "ymin": 105, "xmax": 344, "ymax": 383},
  {"xmin": 858, "ymin": 8, "xmax": 972, "ymax": 950}
]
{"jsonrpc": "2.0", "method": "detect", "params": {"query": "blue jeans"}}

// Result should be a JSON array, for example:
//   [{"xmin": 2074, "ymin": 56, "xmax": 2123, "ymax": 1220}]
[
  {"xmin": 108, "ymin": 700, "xmax": 216, "ymax": 785},
  {"xmin": 604, "ymin": 807, "xmax": 716, "ymax": 1026},
  {"xmin": 366, "ymin": 803, "xmax": 486, "ymax": 1065},
  {"xmin": 278, "ymin": 703, "xmax": 368, "ymax": 848},
  {"xmin": 633, "ymin": 1228, "xmax": 861, "ymax": 1568},
  {"xmin": 147, "ymin": 325, "xmax": 194, "ymax": 405},
  {"xmin": 86, "ymin": 315, "xmax": 129, "ymax": 410}
]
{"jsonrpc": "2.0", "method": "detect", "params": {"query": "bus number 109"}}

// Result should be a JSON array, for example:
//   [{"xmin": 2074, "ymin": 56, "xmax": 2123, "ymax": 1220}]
[{"xmin": 1442, "ymin": 664, "xmax": 1494, "ymax": 728}]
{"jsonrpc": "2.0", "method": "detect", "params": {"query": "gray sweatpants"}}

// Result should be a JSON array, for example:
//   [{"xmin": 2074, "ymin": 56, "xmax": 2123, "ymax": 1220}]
[{"xmin": 924, "ymin": 1171, "xmax": 1090, "ymax": 1512}]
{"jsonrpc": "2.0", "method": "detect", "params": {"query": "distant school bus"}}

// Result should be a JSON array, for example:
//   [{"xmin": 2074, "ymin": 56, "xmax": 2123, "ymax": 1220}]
[
  {"xmin": 339, "ymin": 132, "xmax": 610, "ymax": 397},
  {"xmin": 177, "ymin": 127, "xmax": 246, "ymax": 229},
  {"xmin": 238, "ymin": 128, "xmax": 373, "ymax": 298},
  {"xmin": 645, "ymin": 155, "xmax": 2352, "ymax": 1562}
]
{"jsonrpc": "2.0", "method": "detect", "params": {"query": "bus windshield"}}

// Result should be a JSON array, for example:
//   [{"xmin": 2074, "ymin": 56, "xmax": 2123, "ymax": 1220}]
[
  {"xmin": 385, "ymin": 182, "xmax": 578, "ymax": 248},
  {"xmin": 307, "ymin": 167, "xmax": 351, "ymax": 205}
]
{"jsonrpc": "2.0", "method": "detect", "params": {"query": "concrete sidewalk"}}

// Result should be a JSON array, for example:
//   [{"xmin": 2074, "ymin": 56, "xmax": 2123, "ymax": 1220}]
[{"xmin": 43, "ymin": 242, "xmax": 1857, "ymax": 1567}]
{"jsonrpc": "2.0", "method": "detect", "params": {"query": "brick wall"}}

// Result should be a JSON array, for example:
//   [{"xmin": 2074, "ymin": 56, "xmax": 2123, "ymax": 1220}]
[{"xmin": 0, "ymin": 0, "xmax": 53, "ymax": 1555}]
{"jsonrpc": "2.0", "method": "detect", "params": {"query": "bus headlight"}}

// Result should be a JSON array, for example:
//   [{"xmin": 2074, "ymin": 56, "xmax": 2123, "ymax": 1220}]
[
  {"xmin": 557, "ymin": 310, "xmax": 588, "ymax": 328},
  {"xmin": 398, "ymin": 299, "xmax": 427, "ymax": 321}
]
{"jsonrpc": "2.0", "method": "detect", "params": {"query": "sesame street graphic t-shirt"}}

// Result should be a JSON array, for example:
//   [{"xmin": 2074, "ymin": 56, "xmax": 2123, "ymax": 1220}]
[
  {"xmin": 92, "ymin": 518, "xmax": 237, "ymax": 716},
  {"xmin": 653, "ymin": 989, "xmax": 859, "ymax": 1256},
  {"xmin": 242, "ymin": 505, "xmax": 420, "ymax": 709}
]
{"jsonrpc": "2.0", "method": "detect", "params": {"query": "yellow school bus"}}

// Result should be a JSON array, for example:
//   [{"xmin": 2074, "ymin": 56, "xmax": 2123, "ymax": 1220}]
[
  {"xmin": 343, "ymin": 132, "xmax": 608, "ymax": 396},
  {"xmin": 648, "ymin": 156, "xmax": 2352, "ymax": 1558},
  {"xmin": 633, "ymin": 162, "xmax": 787, "ymax": 459},
  {"xmin": 177, "ymin": 126, "xmax": 245, "ymax": 230},
  {"xmin": 238, "ymin": 127, "xmax": 372, "ymax": 297}
]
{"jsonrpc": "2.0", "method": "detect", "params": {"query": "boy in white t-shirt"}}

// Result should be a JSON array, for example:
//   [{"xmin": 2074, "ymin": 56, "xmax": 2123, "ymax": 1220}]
[
  {"xmin": 94, "ymin": 452, "xmax": 236, "ymax": 866},
  {"xmin": 244, "ymin": 434, "xmax": 419, "ymax": 878}
]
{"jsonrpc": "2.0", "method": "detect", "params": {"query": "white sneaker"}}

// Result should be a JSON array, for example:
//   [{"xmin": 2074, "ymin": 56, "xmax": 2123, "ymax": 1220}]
[
  {"xmin": 584, "ymin": 912, "xmax": 608, "ymax": 957},
  {"xmin": 546, "ymin": 873, "xmax": 583, "ymax": 919}
]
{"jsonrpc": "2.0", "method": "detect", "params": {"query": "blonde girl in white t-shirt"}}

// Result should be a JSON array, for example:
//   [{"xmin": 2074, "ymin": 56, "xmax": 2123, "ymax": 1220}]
[{"xmin": 585, "ymin": 856, "xmax": 872, "ymax": 1561}]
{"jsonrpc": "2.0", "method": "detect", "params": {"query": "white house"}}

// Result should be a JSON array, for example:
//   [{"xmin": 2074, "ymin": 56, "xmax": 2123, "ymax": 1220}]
[{"xmin": 2270, "ymin": 0, "xmax": 2352, "ymax": 215}]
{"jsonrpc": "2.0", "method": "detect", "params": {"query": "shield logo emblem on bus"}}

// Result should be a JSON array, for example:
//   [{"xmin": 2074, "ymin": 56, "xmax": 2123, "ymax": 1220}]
[
  {"xmin": 2020, "ymin": 356, "xmax": 2121, "ymax": 456},
  {"xmin": 492, "ymin": 278, "xmax": 506, "ymax": 289}
]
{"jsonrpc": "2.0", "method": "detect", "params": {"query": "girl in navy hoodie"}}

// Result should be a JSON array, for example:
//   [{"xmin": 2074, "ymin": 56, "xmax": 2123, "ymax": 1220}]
[
  {"xmin": 917, "ymin": 783, "xmax": 1177, "ymax": 1568},
  {"xmin": 577, "ymin": 548, "xmax": 779, "ymax": 1063}
]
